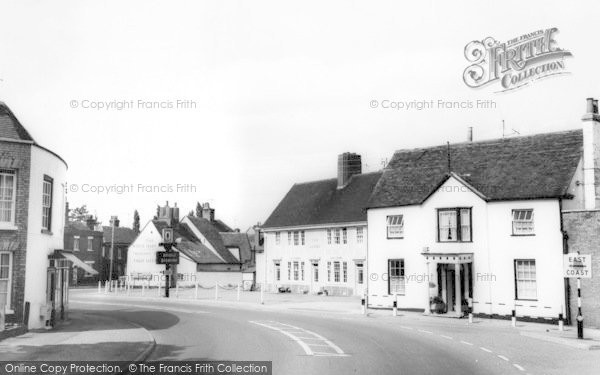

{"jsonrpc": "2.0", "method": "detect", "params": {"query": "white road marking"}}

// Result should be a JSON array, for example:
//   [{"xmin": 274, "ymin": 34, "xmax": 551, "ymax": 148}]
[
  {"xmin": 440, "ymin": 335, "xmax": 453, "ymax": 340},
  {"xmin": 418, "ymin": 329, "xmax": 433, "ymax": 334},
  {"xmin": 513, "ymin": 364, "xmax": 525, "ymax": 371},
  {"xmin": 497, "ymin": 355, "xmax": 509, "ymax": 361},
  {"xmin": 460, "ymin": 340, "xmax": 473, "ymax": 346},
  {"xmin": 71, "ymin": 299, "xmax": 208, "ymax": 314},
  {"xmin": 399, "ymin": 326, "xmax": 413, "ymax": 330},
  {"xmin": 249, "ymin": 321, "xmax": 347, "ymax": 357},
  {"xmin": 480, "ymin": 347, "xmax": 492, "ymax": 353}
]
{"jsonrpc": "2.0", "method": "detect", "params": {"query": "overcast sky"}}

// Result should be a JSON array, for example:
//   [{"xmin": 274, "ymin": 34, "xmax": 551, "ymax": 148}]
[{"xmin": 0, "ymin": 0, "xmax": 598, "ymax": 230}]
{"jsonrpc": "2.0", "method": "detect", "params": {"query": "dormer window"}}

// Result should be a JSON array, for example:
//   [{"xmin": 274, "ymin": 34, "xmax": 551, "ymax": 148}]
[
  {"xmin": 512, "ymin": 209, "xmax": 534, "ymax": 235},
  {"xmin": 438, "ymin": 208, "xmax": 471, "ymax": 242}
]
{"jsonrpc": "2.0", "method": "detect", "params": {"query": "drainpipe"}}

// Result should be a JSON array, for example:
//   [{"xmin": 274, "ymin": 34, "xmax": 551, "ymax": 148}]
[{"xmin": 559, "ymin": 198, "xmax": 572, "ymax": 325}]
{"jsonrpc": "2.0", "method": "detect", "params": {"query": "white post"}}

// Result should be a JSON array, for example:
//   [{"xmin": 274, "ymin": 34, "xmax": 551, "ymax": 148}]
[
  {"xmin": 512, "ymin": 302, "xmax": 517, "ymax": 327},
  {"xmin": 215, "ymin": 281, "xmax": 218, "ymax": 300},
  {"xmin": 237, "ymin": 283, "xmax": 241, "ymax": 301},
  {"xmin": 454, "ymin": 263, "xmax": 462, "ymax": 317},
  {"xmin": 158, "ymin": 281, "xmax": 161, "ymax": 297},
  {"xmin": 559, "ymin": 304, "xmax": 564, "ymax": 331},
  {"xmin": 104, "ymin": 281, "xmax": 108, "ymax": 294},
  {"xmin": 393, "ymin": 294, "xmax": 398, "ymax": 316},
  {"xmin": 260, "ymin": 283, "xmax": 264, "ymax": 304},
  {"xmin": 98, "ymin": 281, "xmax": 101, "ymax": 294},
  {"xmin": 141, "ymin": 283, "xmax": 145, "ymax": 297},
  {"xmin": 362, "ymin": 293, "xmax": 367, "ymax": 315},
  {"xmin": 176, "ymin": 284, "xmax": 179, "ymax": 298},
  {"xmin": 0, "ymin": 305, "xmax": 5, "ymax": 332},
  {"xmin": 195, "ymin": 283, "xmax": 199, "ymax": 299}
]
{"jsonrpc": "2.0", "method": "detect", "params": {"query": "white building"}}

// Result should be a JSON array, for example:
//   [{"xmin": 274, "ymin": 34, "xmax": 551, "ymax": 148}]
[
  {"xmin": 258, "ymin": 153, "xmax": 381, "ymax": 296},
  {"xmin": 366, "ymin": 115, "xmax": 592, "ymax": 322},
  {"xmin": 127, "ymin": 202, "xmax": 253, "ymax": 288},
  {"xmin": 0, "ymin": 102, "xmax": 69, "ymax": 329}
]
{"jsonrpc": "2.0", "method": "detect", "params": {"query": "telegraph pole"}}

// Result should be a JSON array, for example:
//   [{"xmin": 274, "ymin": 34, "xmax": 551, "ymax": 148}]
[{"xmin": 108, "ymin": 216, "xmax": 117, "ymax": 292}]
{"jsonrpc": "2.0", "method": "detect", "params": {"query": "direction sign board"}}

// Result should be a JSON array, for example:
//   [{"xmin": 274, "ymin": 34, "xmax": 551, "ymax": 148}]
[
  {"xmin": 156, "ymin": 251, "xmax": 179, "ymax": 265},
  {"xmin": 563, "ymin": 253, "xmax": 592, "ymax": 278},
  {"xmin": 162, "ymin": 228, "xmax": 174, "ymax": 243}
]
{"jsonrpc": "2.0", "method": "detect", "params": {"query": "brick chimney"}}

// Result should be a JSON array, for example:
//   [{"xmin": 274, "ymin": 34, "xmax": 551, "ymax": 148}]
[
  {"xmin": 337, "ymin": 152, "xmax": 362, "ymax": 189},
  {"xmin": 157, "ymin": 201, "xmax": 179, "ymax": 226},
  {"xmin": 85, "ymin": 215, "xmax": 97, "ymax": 230},
  {"xmin": 582, "ymin": 97, "xmax": 600, "ymax": 209},
  {"xmin": 201, "ymin": 202, "xmax": 215, "ymax": 222}
]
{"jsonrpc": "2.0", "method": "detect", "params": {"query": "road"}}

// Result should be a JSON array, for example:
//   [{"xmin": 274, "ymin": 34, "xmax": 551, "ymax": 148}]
[{"xmin": 70, "ymin": 291, "xmax": 600, "ymax": 375}]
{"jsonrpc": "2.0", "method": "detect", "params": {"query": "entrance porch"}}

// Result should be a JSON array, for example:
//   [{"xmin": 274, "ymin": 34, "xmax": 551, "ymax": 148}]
[{"xmin": 423, "ymin": 252, "xmax": 473, "ymax": 317}]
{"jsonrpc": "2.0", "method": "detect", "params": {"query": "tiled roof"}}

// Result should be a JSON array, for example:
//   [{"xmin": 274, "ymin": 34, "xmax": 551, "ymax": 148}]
[
  {"xmin": 213, "ymin": 219, "xmax": 233, "ymax": 232},
  {"xmin": 185, "ymin": 216, "xmax": 240, "ymax": 263},
  {"xmin": 368, "ymin": 129, "xmax": 583, "ymax": 208},
  {"xmin": 102, "ymin": 226, "xmax": 138, "ymax": 244},
  {"xmin": 0, "ymin": 102, "xmax": 34, "ymax": 142},
  {"xmin": 220, "ymin": 232, "xmax": 252, "ymax": 263},
  {"xmin": 263, "ymin": 171, "xmax": 383, "ymax": 228}
]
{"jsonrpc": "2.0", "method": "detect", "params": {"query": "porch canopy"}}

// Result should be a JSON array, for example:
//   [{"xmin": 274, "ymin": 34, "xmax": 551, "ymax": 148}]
[
  {"xmin": 422, "ymin": 252, "xmax": 473, "ymax": 317},
  {"xmin": 50, "ymin": 250, "xmax": 98, "ymax": 275}
]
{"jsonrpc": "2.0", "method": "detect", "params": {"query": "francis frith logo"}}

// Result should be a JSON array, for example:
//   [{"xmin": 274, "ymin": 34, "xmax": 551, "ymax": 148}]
[{"xmin": 463, "ymin": 28, "xmax": 572, "ymax": 92}]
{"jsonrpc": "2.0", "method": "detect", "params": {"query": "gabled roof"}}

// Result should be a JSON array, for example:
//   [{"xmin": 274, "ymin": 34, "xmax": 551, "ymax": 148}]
[
  {"xmin": 213, "ymin": 219, "xmax": 233, "ymax": 232},
  {"xmin": 0, "ymin": 102, "xmax": 34, "ymax": 142},
  {"xmin": 263, "ymin": 171, "xmax": 383, "ymax": 228},
  {"xmin": 220, "ymin": 231, "xmax": 252, "ymax": 263},
  {"xmin": 185, "ymin": 216, "xmax": 240, "ymax": 263},
  {"xmin": 368, "ymin": 129, "xmax": 583, "ymax": 208},
  {"xmin": 152, "ymin": 220, "xmax": 222, "ymax": 264},
  {"xmin": 102, "ymin": 226, "xmax": 138, "ymax": 244}
]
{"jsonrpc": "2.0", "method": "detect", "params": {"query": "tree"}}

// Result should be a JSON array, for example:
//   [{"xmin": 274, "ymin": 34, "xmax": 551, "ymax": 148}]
[
  {"xmin": 195, "ymin": 202, "xmax": 202, "ymax": 217},
  {"xmin": 68, "ymin": 205, "xmax": 90, "ymax": 222},
  {"xmin": 133, "ymin": 210, "xmax": 140, "ymax": 234}
]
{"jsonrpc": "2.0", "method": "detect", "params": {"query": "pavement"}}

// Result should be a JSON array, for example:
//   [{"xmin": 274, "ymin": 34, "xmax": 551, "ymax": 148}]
[{"xmin": 0, "ymin": 309, "xmax": 155, "ymax": 361}]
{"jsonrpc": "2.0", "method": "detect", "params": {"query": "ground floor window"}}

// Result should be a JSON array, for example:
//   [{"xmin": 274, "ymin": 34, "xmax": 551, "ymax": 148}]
[
  {"xmin": 327, "ymin": 262, "xmax": 331, "ymax": 282},
  {"xmin": 293, "ymin": 261, "xmax": 299, "ymax": 281},
  {"xmin": 300, "ymin": 262, "xmax": 305, "ymax": 281},
  {"xmin": 287, "ymin": 262, "xmax": 291, "ymax": 280},
  {"xmin": 342, "ymin": 262, "xmax": 348, "ymax": 282},
  {"xmin": 515, "ymin": 259, "xmax": 537, "ymax": 300},
  {"xmin": 0, "ymin": 252, "xmax": 11, "ymax": 309},
  {"xmin": 356, "ymin": 263, "xmax": 364, "ymax": 284},
  {"xmin": 274, "ymin": 262, "xmax": 281, "ymax": 281},
  {"xmin": 388, "ymin": 259, "xmax": 405, "ymax": 295},
  {"xmin": 334, "ymin": 262, "xmax": 341, "ymax": 282}
]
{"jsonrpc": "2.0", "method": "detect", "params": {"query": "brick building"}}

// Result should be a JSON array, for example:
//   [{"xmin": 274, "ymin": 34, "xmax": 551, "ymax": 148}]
[
  {"xmin": 101, "ymin": 218, "xmax": 137, "ymax": 282},
  {"xmin": 63, "ymin": 215, "xmax": 102, "ymax": 286},
  {"xmin": 0, "ymin": 102, "xmax": 68, "ymax": 329}
]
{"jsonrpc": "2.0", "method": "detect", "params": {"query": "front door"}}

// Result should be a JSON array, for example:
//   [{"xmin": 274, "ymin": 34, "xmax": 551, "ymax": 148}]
[
  {"xmin": 311, "ymin": 263, "xmax": 319, "ymax": 293},
  {"xmin": 446, "ymin": 269, "xmax": 455, "ymax": 312}
]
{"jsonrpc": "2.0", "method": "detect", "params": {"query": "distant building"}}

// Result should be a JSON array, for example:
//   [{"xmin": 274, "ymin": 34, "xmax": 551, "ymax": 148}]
[
  {"xmin": 101, "ymin": 217, "xmax": 137, "ymax": 281},
  {"xmin": 63, "ymin": 214, "xmax": 102, "ymax": 285},
  {"xmin": 258, "ymin": 153, "xmax": 381, "ymax": 296},
  {"xmin": 0, "ymin": 102, "xmax": 68, "ymax": 329},
  {"xmin": 127, "ymin": 202, "xmax": 254, "ymax": 287}
]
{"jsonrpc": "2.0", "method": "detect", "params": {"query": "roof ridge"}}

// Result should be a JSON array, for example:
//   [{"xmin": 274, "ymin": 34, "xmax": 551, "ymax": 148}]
[
  {"xmin": 293, "ymin": 170, "xmax": 383, "ymax": 186},
  {"xmin": 393, "ymin": 128, "xmax": 582, "ymax": 155}
]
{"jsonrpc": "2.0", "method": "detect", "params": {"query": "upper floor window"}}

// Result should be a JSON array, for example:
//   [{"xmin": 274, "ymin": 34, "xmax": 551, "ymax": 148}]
[
  {"xmin": 334, "ymin": 229, "xmax": 341, "ymax": 244},
  {"xmin": 342, "ymin": 228, "xmax": 347, "ymax": 244},
  {"xmin": 327, "ymin": 229, "xmax": 332, "ymax": 244},
  {"xmin": 0, "ymin": 169, "xmax": 16, "ymax": 225},
  {"xmin": 287, "ymin": 231, "xmax": 291, "ymax": 245},
  {"xmin": 356, "ymin": 227, "xmax": 364, "ymax": 243},
  {"xmin": 73, "ymin": 236, "xmax": 80, "ymax": 251},
  {"xmin": 42, "ymin": 176, "xmax": 53, "ymax": 231},
  {"xmin": 438, "ymin": 208, "xmax": 471, "ymax": 242},
  {"xmin": 87, "ymin": 237, "xmax": 94, "ymax": 251},
  {"xmin": 293, "ymin": 231, "xmax": 299, "ymax": 246},
  {"xmin": 275, "ymin": 232, "xmax": 281, "ymax": 245},
  {"xmin": 512, "ymin": 209, "xmax": 534, "ymax": 235},
  {"xmin": 387, "ymin": 215, "xmax": 404, "ymax": 239},
  {"xmin": 300, "ymin": 231, "xmax": 305, "ymax": 245}
]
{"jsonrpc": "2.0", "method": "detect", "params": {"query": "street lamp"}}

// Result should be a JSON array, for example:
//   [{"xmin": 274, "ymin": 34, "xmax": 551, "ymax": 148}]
[{"xmin": 108, "ymin": 216, "xmax": 117, "ymax": 292}]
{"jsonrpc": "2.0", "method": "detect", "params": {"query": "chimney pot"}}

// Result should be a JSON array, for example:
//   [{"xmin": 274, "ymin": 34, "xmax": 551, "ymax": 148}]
[{"xmin": 586, "ymin": 98, "xmax": 596, "ymax": 114}]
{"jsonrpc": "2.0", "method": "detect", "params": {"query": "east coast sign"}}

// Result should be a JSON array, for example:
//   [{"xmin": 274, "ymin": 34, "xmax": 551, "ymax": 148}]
[{"xmin": 463, "ymin": 28, "xmax": 572, "ymax": 92}]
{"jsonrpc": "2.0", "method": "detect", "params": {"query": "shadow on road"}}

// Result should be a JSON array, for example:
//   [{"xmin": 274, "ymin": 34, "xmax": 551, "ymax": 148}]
[{"xmin": 58, "ymin": 309, "xmax": 181, "ymax": 332}]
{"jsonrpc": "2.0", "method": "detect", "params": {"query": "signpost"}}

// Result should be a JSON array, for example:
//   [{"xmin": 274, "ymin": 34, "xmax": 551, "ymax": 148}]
[
  {"xmin": 563, "ymin": 253, "xmax": 592, "ymax": 339},
  {"xmin": 157, "ymin": 228, "xmax": 179, "ymax": 298}
]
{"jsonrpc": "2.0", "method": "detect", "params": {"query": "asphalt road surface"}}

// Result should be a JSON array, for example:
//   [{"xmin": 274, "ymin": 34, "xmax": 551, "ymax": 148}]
[{"xmin": 70, "ymin": 293, "xmax": 600, "ymax": 375}]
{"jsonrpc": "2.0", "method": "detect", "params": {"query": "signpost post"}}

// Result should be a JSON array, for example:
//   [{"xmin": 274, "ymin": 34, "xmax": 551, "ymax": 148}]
[
  {"xmin": 563, "ymin": 253, "xmax": 592, "ymax": 339},
  {"xmin": 157, "ymin": 228, "xmax": 179, "ymax": 298}
]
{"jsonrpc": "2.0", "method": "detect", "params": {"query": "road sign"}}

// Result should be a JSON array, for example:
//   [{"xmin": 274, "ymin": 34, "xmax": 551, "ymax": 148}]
[
  {"xmin": 563, "ymin": 253, "xmax": 592, "ymax": 278},
  {"xmin": 156, "ymin": 251, "xmax": 179, "ymax": 265},
  {"xmin": 162, "ymin": 228, "xmax": 174, "ymax": 243}
]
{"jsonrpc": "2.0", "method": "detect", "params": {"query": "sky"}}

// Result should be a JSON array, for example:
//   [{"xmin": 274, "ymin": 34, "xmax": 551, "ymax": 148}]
[{"xmin": 0, "ymin": 0, "xmax": 598, "ymax": 230}]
